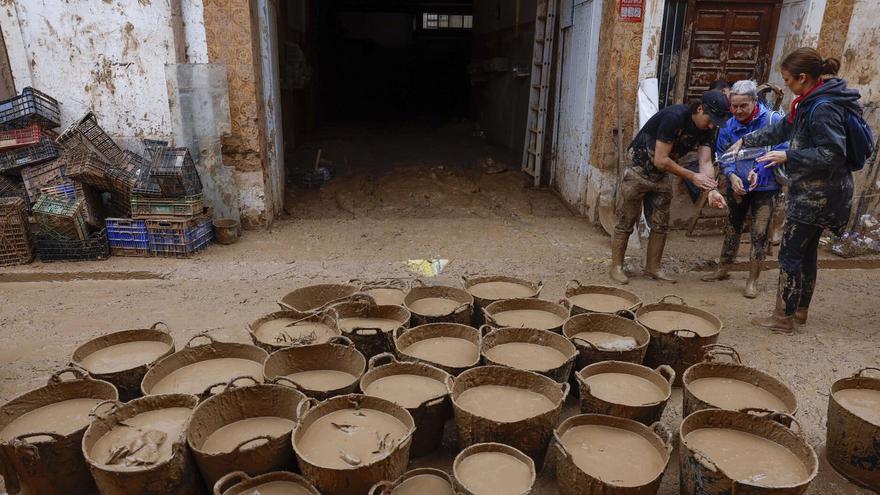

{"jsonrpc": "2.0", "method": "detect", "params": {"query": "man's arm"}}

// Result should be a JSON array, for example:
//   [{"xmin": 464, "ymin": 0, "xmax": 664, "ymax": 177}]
[{"xmin": 653, "ymin": 140, "xmax": 717, "ymax": 190}]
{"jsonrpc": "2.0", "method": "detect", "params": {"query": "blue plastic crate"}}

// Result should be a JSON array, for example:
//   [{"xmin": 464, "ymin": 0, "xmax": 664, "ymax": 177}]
[
  {"xmin": 106, "ymin": 218, "xmax": 149, "ymax": 250},
  {"xmin": 147, "ymin": 216, "xmax": 213, "ymax": 258}
]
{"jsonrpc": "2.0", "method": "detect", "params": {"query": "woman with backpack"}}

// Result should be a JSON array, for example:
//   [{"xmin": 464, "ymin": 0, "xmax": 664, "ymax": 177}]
[{"xmin": 729, "ymin": 47, "xmax": 871, "ymax": 333}]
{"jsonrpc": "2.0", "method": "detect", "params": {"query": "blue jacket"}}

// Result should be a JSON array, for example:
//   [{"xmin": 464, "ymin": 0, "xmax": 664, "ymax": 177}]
[{"xmin": 716, "ymin": 104, "xmax": 789, "ymax": 192}]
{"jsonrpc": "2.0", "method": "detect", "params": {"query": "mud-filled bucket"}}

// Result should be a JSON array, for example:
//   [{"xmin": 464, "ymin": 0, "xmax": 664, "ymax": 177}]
[
  {"xmin": 214, "ymin": 470, "xmax": 320, "ymax": 495},
  {"xmin": 576, "ymin": 361, "xmax": 674, "ymax": 425},
  {"xmin": 461, "ymin": 275, "xmax": 543, "ymax": 324},
  {"xmin": 82, "ymin": 394, "xmax": 202, "ymax": 495},
  {"xmin": 636, "ymin": 295, "xmax": 721, "ymax": 386},
  {"xmin": 563, "ymin": 312, "xmax": 650, "ymax": 370},
  {"xmin": 263, "ymin": 337, "xmax": 366, "ymax": 400},
  {"xmin": 187, "ymin": 377, "xmax": 309, "ymax": 489},
  {"xmin": 369, "ymin": 467, "xmax": 456, "ymax": 495},
  {"xmin": 140, "ymin": 333, "xmax": 268, "ymax": 398},
  {"xmin": 292, "ymin": 394, "xmax": 415, "ymax": 495},
  {"xmin": 483, "ymin": 298, "xmax": 570, "ymax": 334},
  {"xmin": 213, "ymin": 219, "xmax": 240, "ymax": 245},
  {"xmin": 564, "ymin": 280, "xmax": 642, "ymax": 316},
  {"xmin": 349, "ymin": 278, "xmax": 411, "ymax": 307},
  {"xmin": 248, "ymin": 310, "xmax": 341, "ymax": 353},
  {"xmin": 394, "ymin": 323, "xmax": 481, "ymax": 375},
  {"xmin": 481, "ymin": 326, "xmax": 577, "ymax": 383},
  {"xmin": 278, "ymin": 283, "xmax": 361, "ymax": 313},
  {"xmin": 682, "ymin": 345, "xmax": 797, "ymax": 419},
  {"xmin": 553, "ymin": 414, "xmax": 672, "ymax": 495},
  {"xmin": 826, "ymin": 367, "xmax": 880, "ymax": 490},
  {"xmin": 679, "ymin": 409, "xmax": 817, "ymax": 494},
  {"xmin": 404, "ymin": 282, "xmax": 474, "ymax": 326},
  {"xmin": 453, "ymin": 442, "xmax": 536, "ymax": 495},
  {"xmin": 0, "ymin": 368, "xmax": 118, "ymax": 495},
  {"xmin": 450, "ymin": 365, "xmax": 569, "ymax": 463},
  {"xmin": 360, "ymin": 353, "xmax": 453, "ymax": 457},
  {"xmin": 329, "ymin": 297, "xmax": 411, "ymax": 359},
  {"xmin": 71, "ymin": 322, "xmax": 175, "ymax": 401}
]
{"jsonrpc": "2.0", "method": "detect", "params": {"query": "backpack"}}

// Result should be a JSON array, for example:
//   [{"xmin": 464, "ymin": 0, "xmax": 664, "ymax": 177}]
[{"xmin": 807, "ymin": 98, "xmax": 875, "ymax": 171}]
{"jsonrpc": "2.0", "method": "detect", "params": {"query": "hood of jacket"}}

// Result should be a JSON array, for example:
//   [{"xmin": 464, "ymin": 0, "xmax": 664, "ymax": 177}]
[{"xmin": 801, "ymin": 77, "xmax": 863, "ymax": 116}]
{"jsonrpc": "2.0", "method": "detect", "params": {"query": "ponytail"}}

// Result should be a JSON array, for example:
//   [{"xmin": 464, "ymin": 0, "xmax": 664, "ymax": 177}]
[
  {"xmin": 781, "ymin": 48, "xmax": 840, "ymax": 78},
  {"xmin": 821, "ymin": 57, "xmax": 841, "ymax": 76}
]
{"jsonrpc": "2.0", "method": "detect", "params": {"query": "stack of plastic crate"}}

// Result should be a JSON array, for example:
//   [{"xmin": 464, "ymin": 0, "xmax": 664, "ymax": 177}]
[
  {"xmin": 0, "ymin": 196, "xmax": 33, "ymax": 266},
  {"xmin": 0, "ymin": 88, "xmax": 61, "ymax": 178}
]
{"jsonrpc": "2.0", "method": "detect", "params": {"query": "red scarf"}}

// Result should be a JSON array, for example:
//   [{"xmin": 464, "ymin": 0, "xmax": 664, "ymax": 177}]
[
  {"xmin": 740, "ymin": 103, "xmax": 760, "ymax": 125},
  {"xmin": 788, "ymin": 80, "xmax": 825, "ymax": 123}
]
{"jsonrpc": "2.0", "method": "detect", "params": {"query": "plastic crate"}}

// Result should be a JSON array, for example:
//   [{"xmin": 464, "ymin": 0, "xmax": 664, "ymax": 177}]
[
  {"xmin": 20, "ymin": 156, "xmax": 67, "ymax": 204},
  {"xmin": 0, "ymin": 197, "xmax": 33, "ymax": 266},
  {"xmin": 150, "ymin": 147, "xmax": 202, "ymax": 197},
  {"xmin": 106, "ymin": 218, "xmax": 148, "ymax": 249},
  {"xmin": 40, "ymin": 183, "xmax": 77, "ymax": 202},
  {"xmin": 66, "ymin": 150, "xmax": 114, "ymax": 190},
  {"xmin": 35, "ymin": 228, "xmax": 109, "ymax": 262},
  {"xmin": 0, "ymin": 138, "xmax": 61, "ymax": 174},
  {"xmin": 32, "ymin": 195, "xmax": 89, "ymax": 240},
  {"xmin": 0, "ymin": 87, "xmax": 61, "ymax": 130},
  {"xmin": 0, "ymin": 123, "xmax": 56, "ymax": 151},
  {"xmin": 0, "ymin": 174, "xmax": 25, "ymax": 199},
  {"xmin": 147, "ymin": 216, "xmax": 213, "ymax": 258},
  {"xmin": 121, "ymin": 150, "xmax": 148, "ymax": 174},
  {"xmin": 142, "ymin": 139, "xmax": 169, "ymax": 160},
  {"xmin": 56, "ymin": 112, "xmax": 125, "ymax": 165},
  {"xmin": 130, "ymin": 194, "xmax": 205, "ymax": 219}
]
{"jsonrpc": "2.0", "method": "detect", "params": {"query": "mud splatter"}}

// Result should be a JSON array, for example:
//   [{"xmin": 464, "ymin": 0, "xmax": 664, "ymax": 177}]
[{"xmin": 90, "ymin": 56, "xmax": 117, "ymax": 94}]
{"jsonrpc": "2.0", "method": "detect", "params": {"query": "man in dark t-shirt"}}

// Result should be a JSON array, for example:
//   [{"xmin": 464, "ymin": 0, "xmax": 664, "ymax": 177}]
[{"xmin": 610, "ymin": 91, "xmax": 732, "ymax": 284}]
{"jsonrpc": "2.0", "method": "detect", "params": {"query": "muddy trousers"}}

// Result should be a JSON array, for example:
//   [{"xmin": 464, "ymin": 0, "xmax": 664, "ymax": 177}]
[
  {"xmin": 614, "ymin": 169, "xmax": 671, "ymax": 236},
  {"xmin": 718, "ymin": 190, "xmax": 778, "ymax": 265},
  {"xmin": 776, "ymin": 220, "xmax": 822, "ymax": 316}
]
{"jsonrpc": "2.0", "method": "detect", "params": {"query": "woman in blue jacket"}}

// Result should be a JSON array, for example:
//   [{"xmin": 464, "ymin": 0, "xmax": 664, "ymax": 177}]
[
  {"xmin": 729, "ymin": 48, "xmax": 864, "ymax": 332},
  {"xmin": 704, "ymin": 80, "xmax": 788, "ymax": 298}
]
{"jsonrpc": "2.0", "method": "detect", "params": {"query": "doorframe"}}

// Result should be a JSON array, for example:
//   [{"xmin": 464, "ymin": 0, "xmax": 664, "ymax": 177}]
[{"xmin": 673, "ymin": 0, "xmax": 783, "ymax": 103}]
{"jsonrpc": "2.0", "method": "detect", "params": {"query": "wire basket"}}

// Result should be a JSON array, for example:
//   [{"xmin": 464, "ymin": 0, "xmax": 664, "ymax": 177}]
[
  {"xmin": 0, "ymin": 87, "xmax": 61, "ymax": 130},
  {"xmin": 149, "ymin": 147, "xmax": 203, "ymax": 197},
  {"xmin": 56, "ymin": 112, "xmax": 125, "ymax": 165},
  {"xmin": 0, "ymin": 138, "xmax": 61, "ymax": 174},
  {"xmin": 0, "ymin": 196, "xmax": 33, "ymax": 267},
  {"xmin": 32, "ymin": 195, "xmax": 89, "ymax": 240},
  {"xmin": 106, "ymin": 218, "xmax": 150, "ymax": 257},
  {"xmin": 147, "ymin": 216, "xmax": 213, "ymax": 258},
  {"xmin": 130, "ymin": 194, "xmax": 204, "ymax": 219},
  {"xmin": 35, "ymin": 228, "xmax": 109, "ymax": 262},
  {"xmin": 0, "ymin": 123, "xmax": 57, "ymax": 151}
]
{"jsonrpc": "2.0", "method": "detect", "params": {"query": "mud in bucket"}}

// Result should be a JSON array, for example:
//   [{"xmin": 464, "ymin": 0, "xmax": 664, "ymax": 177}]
[
  {"xmin": 481, "ymin": 326, "xmax": 577, "ymax": 383},
  {"xmin": 328, "ymin": 297, "xmax": 410, "ymax": 359},
  {"xmin": 576, "ymin": 360, "xmax": 675, "ymax": 425},
  {"xmin": 404, "ymin": 282, "xmax": 474, "ymax": 326},
  {"xmin": 826, "ymin": 367, "xmax": 880, "ymax": 491},
  {"xmin": 349, "ymin": 278, "xmax": 411, "ymax": 307},
  {"xmin": 0, "ymin": 367, "xmax": 118, "ymax": 495},
  {"xmin": 553, "ymin": 414, "xmax": 672, "ymax": 495},
  {"xmin": 453, "ymin": 442, "xmax": 536, "ymax": 495},
  {"xmin": 682, "ymin": 345, "xmax": 797, "ymax": 419},
  {"xmin": 248, "ymin": 310, "xmax": 341, "ymax": 353},
  {"xmin": 461, "ymin": 275, "xmax": 543, "ymax": 325},
  {"xmin": 679, "ymin": 409, "xmax": 818, "ymax": 494},
  {"xmin": 450, "ymin": 365, "xmax": 568, "ymax": 464},
  {"xmin": 82, "ymin": 394, "xmax": 202, "ymax": 495},
  {"xmin": 214, "ymin": 470, "xmax": 320, "ymax": 495},
  {"xmin": 71, "ymin": 322, "xmax": 175, "ymax": 401},
  {"xmin": 482, "ymin": 298, "xmax": 570, "ymax": 334},
  {"xmin": 140, "ymin": 333, "xmax": 268, "ymax": 399},
  {"xmin": 394, "ymin": 323, "xmax": 482, "ymax": 375},
  {"xmin": 563, "ymin": 312, "xmax": 650, "ymax": 370},
  {"xmin": 187, "ymin": 377, "xmax": 309, "ymax": 489},
  {"xmin": 369, "ymin": 467, "xmax": 456, "ymax": 495},
  {"xmin": 278, "ymin": 283, "xmax": 361, "ymax": 313},
  {"xmin": 360, "ymin": 353, "xmax": 453, "ymax": 457},
  {"xmin": 636, "ymin": 295, "xmax": 721, "ymax": 386},
  {"xmin": 292, "ymin": 394, "xmax": 415, "ymax": 495},
  {"xmin": 263, "ymin": 337, "xmax": 366, "ymax": 400},
  {"xmin": 564, "ymin": 280, "xmax": 642, "ymax": 316}
]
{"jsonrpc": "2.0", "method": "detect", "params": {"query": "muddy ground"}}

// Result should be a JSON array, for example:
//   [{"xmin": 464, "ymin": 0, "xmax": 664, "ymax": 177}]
[{"xmin": 1, "ymin": 124, "xmax": 878, "ymax": 494}]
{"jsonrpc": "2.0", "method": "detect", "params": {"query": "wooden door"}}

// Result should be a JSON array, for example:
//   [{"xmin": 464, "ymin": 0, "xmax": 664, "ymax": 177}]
[{"xmin": 679, "ymin": 0, "xmax": 781, "ymax": 102}]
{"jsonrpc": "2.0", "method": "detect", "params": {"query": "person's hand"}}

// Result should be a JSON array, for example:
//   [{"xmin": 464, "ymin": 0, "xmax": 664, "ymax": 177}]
[
  {"xmin": 729, "ymin": 174, "xmax": 747, "ymax": 196},
  {"xmin": 690, "ymin": 173, "xmax": 718, "ymax": 191},
  {"xmin": 708, "ymin": 190, "xmax": 727, "ymax": 209},
  {"xmin": 757, "ymin": 150, "xmax": 787, "ymax": 168},
  {"xmin": 747, "ymin": 169, "xmax": 759, "ymax": 190},
  {"xmin": 726, "ymin": 139, "xmax": 744, "ymax": 155}
]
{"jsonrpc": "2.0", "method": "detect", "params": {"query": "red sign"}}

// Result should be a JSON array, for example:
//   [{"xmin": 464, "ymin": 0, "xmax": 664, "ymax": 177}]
[{"xmin": 619, "ymin": 0, "xmax": 644, "ymax": 22}]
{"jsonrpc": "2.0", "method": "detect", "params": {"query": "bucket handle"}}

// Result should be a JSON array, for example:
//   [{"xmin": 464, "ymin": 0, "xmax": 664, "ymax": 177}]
[
  {"xmin": 269, "ymin": 376, "xmax": 302, "ymax": 391},
  {"xmin": 481, "ymin": 308, "xmax": 500, "ymax": 327},
  {"xmin": 460, "ymin": 275, "xmax": 471, "ymax": 288},
  {"xmin": 557, "ymin": 298, "xmax": 572, "ymax": 312},
  {"xmin": 198, "ymin": 381, "xmax": 229, "ymax": 400},
  {"xmin": 47, "ymin": 366, "xmax": 89, "ymax": 385},
  {"xmin": 149, "ymin": 321, "xmax": 170, "ymax": 333},
  {"xmin": 351, "ymin": 327, "xmax": 382, "ymax": 336},
  {"xmin": 232, "ymin": 435, "xmax": 273, "ymax": 454},
  {"xmin": 411, "ymin": 278, "xmax": 426, "ymax": 288},
  {"xmin": 12, "ymin": 431, "xmax": 66, "ymax": 449},
  {"xmin": 650, "ymin": 422, "xmax": 673, "ymax": 453},
  {"xmin": 214, "ymin": 471, "xmax": 251, "ymax": 495},
  {"xmin": 655, "ymin": 365, "xmax": 677, "ymax": 386},
  {"xmin": 224, "ymin": 375, "xmax": 261, "ymax": 391},
  {"xmin": 551, "ymin": 430, "xmax": 572, "ymax": 461},
  {"xmin": 89, "ymin": 400, "xmax": 121, "ymax": 419},
  {"xmin": 559, "ymin": 382, "xmax": 571, "ymax": 401},
  {"xmin": 393, "ymin": 326, "xmax": 408, "ymax": 341},
  {"xmin": 185, "ymin": 331, "xmax": 217, "ymax": 348},
  {"xmin": 565, "ymin": 279, "xmax": 583, "ymax": 291},
  {"xmin": 328, "ymin": 335, "xmax": 355, "ymax": 347},
  {"xmin": 672, "ymin": 329, "xmax": 699, "ymax": 339},
  {"xmin": 740, "ymin": 408, "xmax": 803, "ymax": 435},
  {"xmin": 702, "ymin": 344, "xmax": 742, "ymax": 364},
  {"xmin": 614, "ymin": 309, "xmax": 636, "ymax": 321},
  {"xmin": 478, "ymin": 324, "xmax": 496, "ymax": 337},
  {"xmin": 626, "ymin": 301, "xmax": 644, "ymax": 312},
  {"xmin": 368, "ymin": 352, "xmax": 398, "ymax": 370},
  {"xmin": 572, "ymin": 337, "xmax": 598, "ymax": 351},
  {"xmin": 452, "ymin": 303, "xmax": 471, "ymax": 316},
  {"xmin": 658, "ymin": 294, "xmax": 687, "ymax": 306},
  {"xmin": 855, "ymin": 367, "xmax": 880, "ymax": 378},
  {"xmin": 296, "ymin": 398, "xmax": 319, "ymax": 420},
  {"xmin": 368, "ymin": 480, "xmax": 395, "ymax": 495},
  {"xmin": 534, "ymin": 281, "xmax": 545, "ymax": 297},
  {"xmin": 415, "ymin": 395, "xmax": 447, "ymax": 411}
]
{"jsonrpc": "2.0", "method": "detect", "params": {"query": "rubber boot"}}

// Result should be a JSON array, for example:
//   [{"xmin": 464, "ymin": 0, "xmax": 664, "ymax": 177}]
[
  {"xmin": 644, "ymin": 233, "xmax": 676, "ymax": 283},
  {"xmin": 751, "ymin": 291, "xmax": 796, "ymax": 334},
  {"xmin": 794, "ymin": 307, "xmax": 808, "ymax": 325},
  {"xmin": 609, "ymin": 233, "xmax": 630, "ymax": 285},
  {"xmin": 743, "ymin": 260, "xmax": 761, "ymax": 299},
  {"xmin": 701, "ymin": 264, "xmax": 730, "ymax": 282}
]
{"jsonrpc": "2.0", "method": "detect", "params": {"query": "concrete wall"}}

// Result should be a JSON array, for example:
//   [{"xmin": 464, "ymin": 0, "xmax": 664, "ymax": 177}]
[
  {"xmin": 768, "ymin": 0, "xmax": 826, "ymax": 95},
  {"xmin": 838, "ymin": 0, "xmax": 880, "ymax": 130}
]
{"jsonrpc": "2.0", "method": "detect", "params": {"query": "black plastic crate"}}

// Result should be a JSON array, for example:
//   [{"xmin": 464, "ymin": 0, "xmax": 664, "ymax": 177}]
[
  {"xmin": 56, "ymin": 112, "xmax": 125, "ymax": 165},
  {"xmin": 36, "ymin": 228, "xmax": 109, "ymax": 262},
  {"xmin": 0, "ymin": 87, "xmax": 61, "ymax": 130},
  {"xmin": 150, "ymin": 147, "xmax": 202, "ymax": 197},
  {"xmin": 0, "ymin": 138, "xmax": 61, "ymax": 174}
]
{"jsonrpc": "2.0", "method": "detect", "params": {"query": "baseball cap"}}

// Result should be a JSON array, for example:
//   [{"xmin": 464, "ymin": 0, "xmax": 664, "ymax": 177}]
[{"xmin": 702, "ymin": 91, "xmax": 733, "ymax": 128}]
